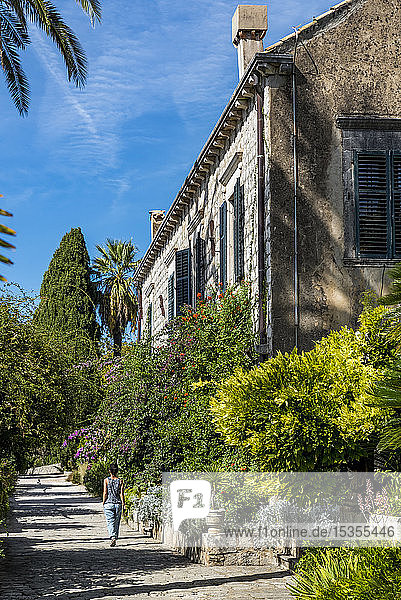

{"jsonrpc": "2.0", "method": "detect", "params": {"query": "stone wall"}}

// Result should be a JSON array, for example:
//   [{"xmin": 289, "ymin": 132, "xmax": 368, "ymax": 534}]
[
  {"xmin": 125, "ymin": 512, "xmax": 299, "ymax": 569},
  {"xmin": 140, "ymin": 93, "xmax": 267, "ymax": 342},
  {"xmin": 268, "ymin": 0, "xmax": 401, "ymax": 353}
]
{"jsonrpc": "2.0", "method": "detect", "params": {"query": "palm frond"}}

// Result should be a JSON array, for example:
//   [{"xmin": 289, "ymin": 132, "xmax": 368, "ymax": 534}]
[
  {"xmin": 0, "ymin": 5, "xmax": 29, "ymax": 49},
  {"xmin": 0, "ymin": 34, "xmax": 30, "ymax": 114},
  {"xmin": 92, "ymin": 239, "xmax": 139, "ymax": 353},
  {"xmin": 379, "ymin": 262, "xmax": 401, "ymax": 306},
  {"xmin": 0, "ymin": 197, "xmax": 16, "ymax": 281},
  {"xmin": 377, "ymin": 423, "xmax": 401, "ymax": 451},
  {"xmin": 74, "ymin": 0, "xmax": 101, "ymax": 25},
  {"xmin": 20, "ymin": 0, "xmax": 87, "ymax": 87},
  {"xmin": 371, "ymin": 357, "xmax": 401, "ymax": 451}
]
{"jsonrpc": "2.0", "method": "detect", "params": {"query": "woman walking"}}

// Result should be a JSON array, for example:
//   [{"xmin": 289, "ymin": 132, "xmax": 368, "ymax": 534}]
[{"xmin": 102, "ymin": 463, "xmax": 125, "ymax": 546}]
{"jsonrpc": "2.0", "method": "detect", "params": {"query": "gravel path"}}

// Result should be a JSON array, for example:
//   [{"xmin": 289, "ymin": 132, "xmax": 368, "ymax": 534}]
[{"xmin": 0, "ymin": 473, "xmax": 294, "ymax": 600}]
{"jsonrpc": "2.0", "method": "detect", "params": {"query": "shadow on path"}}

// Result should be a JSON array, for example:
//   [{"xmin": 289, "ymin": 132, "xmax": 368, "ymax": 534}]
[{"xmin": 0, "ymin": 473, "xmax": 293, "ymax": 600}]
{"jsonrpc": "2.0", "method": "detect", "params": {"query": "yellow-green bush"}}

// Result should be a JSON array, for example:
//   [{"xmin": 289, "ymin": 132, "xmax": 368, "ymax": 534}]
[{"xmin": 211, "ymin": 306, "xmax": 396, "ymax": 471}]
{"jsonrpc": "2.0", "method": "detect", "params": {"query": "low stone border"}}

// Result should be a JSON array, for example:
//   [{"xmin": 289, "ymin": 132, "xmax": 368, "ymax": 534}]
[{"xmin": 125, "ymin": 512, "xmax": 300, "ymax": 569}]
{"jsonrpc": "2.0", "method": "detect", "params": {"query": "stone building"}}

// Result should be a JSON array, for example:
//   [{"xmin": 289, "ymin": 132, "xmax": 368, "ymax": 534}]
[{"xmin": 133, "ymin": 0, "xmax": 401, "ymax": 356}]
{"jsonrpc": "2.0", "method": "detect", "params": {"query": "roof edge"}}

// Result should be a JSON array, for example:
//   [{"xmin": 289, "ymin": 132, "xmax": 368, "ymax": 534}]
[
  {"xmin": 265, "ymin": 0, "xmax": 365, "ymax": 54},
  {"xmin": 134, "ymin": 52, "xmax": 293, "ymax": 285}
]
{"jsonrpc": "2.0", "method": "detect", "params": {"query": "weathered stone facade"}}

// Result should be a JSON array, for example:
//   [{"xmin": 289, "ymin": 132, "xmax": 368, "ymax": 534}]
[{"xmin": 134, "ymin": 0, "xmax": 401, "ymax": 354}]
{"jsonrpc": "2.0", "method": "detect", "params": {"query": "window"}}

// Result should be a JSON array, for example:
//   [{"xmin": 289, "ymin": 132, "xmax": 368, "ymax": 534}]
[
  {"xmin": 168, "ymin": 273, "xmax": 175, "ymax": 321},
  {"xmin": 175, "ymin": 248, "xmax": 191, "ymax": 315},
  {"xmin": 219, "ymin": 202, "xmax": 227, "ymax": 290},
  {"xmin": 146, "ymin": 302, "xmax": 152, "ymax": 338},
  {"xmin": 233, "ymin": 178, "xmax": 244, "ymax": 281},
  {"xmin": 355, "ymin": 151, "xmax": 401, "ymax": 258},
  {"xmin": 195, "ymin": 233, "xmax": 206, "ymax": 300}
]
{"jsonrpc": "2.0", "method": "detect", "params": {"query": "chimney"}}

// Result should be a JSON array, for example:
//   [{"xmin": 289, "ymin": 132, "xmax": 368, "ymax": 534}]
[
  {"xmin": 149, "ymin": 210, "xmax": 165, "ymax": 240},
  {"xmin": 232, "ymin": 5, "xmax": 268, "ymax": 79}
]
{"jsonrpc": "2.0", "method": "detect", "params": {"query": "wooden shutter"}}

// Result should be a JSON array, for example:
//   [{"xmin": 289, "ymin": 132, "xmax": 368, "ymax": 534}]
[
  {"xmin": 393, "ymin": 153, "xmax": 401, "ymax": 256},
  {"xmin": 233, "ymin": 178, "xmax": 244, "ymax": 281},
  {"xmin": 220, "ymin": 202, "xmax": 227, "ymax": 290},
  {"xmin": 356, "ymin": 152, "xmax": 389, "ymax": 257},
  {"xmin": 176, "ymin": 249, "xmax": 191, "ymax": 315},
  {"xmin": 168, "ymin": 273, "xmax": 175, "ymax": 321},
  {"xmin": 195, "ymin": 234, "xmax": 206, "ymax": 300},
  {"xmin": 147, "ymin": 302, "xmax": 152, "ymax": 338}
]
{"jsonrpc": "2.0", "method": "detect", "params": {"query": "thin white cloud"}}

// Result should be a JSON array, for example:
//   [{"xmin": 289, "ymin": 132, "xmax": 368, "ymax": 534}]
[{"xmin": 29, "ymin": 0, "xmax": 333, "ymax": 185}]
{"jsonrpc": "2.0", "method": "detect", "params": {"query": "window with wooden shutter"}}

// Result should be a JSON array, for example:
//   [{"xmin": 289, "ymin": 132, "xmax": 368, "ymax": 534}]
[
  {"xmin": 393, "ymin": 153, "xmax": 401, "ymax": 255},
  {"xmin": 146, "ymin": 302, "xmax": 152, "ymax": 338},
  {"xmin": 220, "ymin": 202, "xmax": 227, "ymax": 291},
  {"xmin": 168, "ymin": 273, "xmax": 175, "ymax": 321},
  {"xmin": 233, "ymin": 178, "xmax": 244, "ymax": 281},
  {"xmin": 195, "ymin": 233, "xmax": 206, "ymax": 300},
  {"xmin": 175, "ymin": 248, "xmax": 191, "ymax": 315},
  {"xmin": 355, "ymin": 151, "xmax": 401, "ymax": 258}
]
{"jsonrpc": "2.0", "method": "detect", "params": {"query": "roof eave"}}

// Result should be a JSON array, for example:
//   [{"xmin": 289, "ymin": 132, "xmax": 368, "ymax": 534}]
[{"xmin": 134, "ymin": 52, "xmax": 293, "ymax": 285}]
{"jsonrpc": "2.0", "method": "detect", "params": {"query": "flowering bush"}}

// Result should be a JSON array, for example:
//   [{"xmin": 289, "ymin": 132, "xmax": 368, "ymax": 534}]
[
  {"xmin": 357, "ymin": 479, "xmax": 391, "ymax": 520},
  {"xmin": 137, "ymin": 486, "xmax": 163, "ymax": 524},
  {"xmin": 72, "ymin": 283, "xmax": 257, "ymax": 487}
]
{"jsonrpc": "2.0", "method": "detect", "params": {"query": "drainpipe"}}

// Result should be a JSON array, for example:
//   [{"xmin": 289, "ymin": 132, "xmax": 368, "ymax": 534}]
[
  {"xmin": 137, "ymin": 287, "xmax": 142, "ymax": 342},
  {"xmin": 256, "ymin": 84, "xmax": 267, "ymax": 359},
  {"xmin": 292, "ymin": 31, "xmax": 300, "ymax": 349}
]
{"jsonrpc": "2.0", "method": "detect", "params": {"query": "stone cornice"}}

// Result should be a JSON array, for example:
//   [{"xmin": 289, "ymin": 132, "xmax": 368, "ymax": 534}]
[{"xmin": 133, "ymin": 53, "xmax": 293, "ymax": 286}]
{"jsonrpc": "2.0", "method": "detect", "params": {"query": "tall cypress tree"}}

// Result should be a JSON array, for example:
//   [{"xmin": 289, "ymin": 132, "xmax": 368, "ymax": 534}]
[{"xmin": 35, "ymin": 228, "xmax": 99, "ymax": 360}]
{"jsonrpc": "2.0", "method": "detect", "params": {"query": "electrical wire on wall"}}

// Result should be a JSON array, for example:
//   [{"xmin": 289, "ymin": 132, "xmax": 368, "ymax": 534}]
[{"xmin": 292, "ymin": 27, "xmax": 300, "ymax": 349}]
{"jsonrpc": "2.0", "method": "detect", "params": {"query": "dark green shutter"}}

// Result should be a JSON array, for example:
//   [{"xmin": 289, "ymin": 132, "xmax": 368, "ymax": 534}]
[
  {"xmin": 355, "ymin": 151, "xmax": 389, "ymax": 257},
  {"xmin": 233, "ymin": 178, "xmax": 244, "ymax": 281},
  {"xmin": 220, "ymin": 202, "xmax": 227, "ymax": 291},
  {"xmin": 176, "ymin": 248, "xmax": 191, "ymax": 315},
  {"xmin": 168, "ymin": 273, "xmax": 175, "ymax": 321},
  {"xmin": 195, "ymin": 233, "xmax": 206, "ymax": 299},
  {"xmin": 393, "ymin": 153, "xmax": 401, "ymax": 256},
  {"xmin": 147, "ymin": 302, "xmax": 152, "ymax": 338},
  {"xmin": 355, "ymin": 151, "xmax": 401, "ymax": 258}
]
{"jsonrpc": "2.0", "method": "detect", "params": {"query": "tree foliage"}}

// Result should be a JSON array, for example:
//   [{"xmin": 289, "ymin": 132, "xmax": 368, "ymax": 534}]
[
  {"xmin": 34, "ymin": 227, "xmax": 99, "ymax": 361},
  {"xmin": 0, "ymin": 286, "xmax": 101, "ymax": 471}
]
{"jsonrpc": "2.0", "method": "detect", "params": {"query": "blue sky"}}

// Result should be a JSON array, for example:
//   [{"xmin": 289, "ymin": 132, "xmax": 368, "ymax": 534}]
[{"xmin": 0, "ymin": 0, "xmax": 333, "ymax": 292}]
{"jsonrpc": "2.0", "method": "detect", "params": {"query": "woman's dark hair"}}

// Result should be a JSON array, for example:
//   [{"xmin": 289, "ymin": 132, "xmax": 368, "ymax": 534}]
[{"xmin": 109, "ymin": 463, "xmax": 118, "ymax": 476}]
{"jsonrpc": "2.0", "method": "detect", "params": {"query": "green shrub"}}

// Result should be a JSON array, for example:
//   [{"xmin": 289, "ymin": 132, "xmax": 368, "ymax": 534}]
[
  {"xmin": 0, "ymin": 286, "xmax": 101, "ymax": 471},
  {"xmin": 0, "ymin": 458, "xmax": 17, "ymax": 559},
  {"xmin": 211, "ymin": 306, "xmax": 396, "ymax": 471},
  {"xmin": 289, "ymin": 547, "xmax": 401, "ymax": 599},
  {"xmin": 83, "ymin": 460, "xmax": 109, "ymax": 497},
  {"xmin": 78, "ymin": 284, "xmax": 258, "ymax": 486},
  {"xmin": 0, "ymin": 458, "xmax": 17, "ymax": 522}
]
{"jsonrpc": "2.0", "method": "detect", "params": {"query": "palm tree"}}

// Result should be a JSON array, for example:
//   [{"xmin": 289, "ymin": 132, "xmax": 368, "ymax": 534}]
[
  {"xmin": 0, "ymin": 0, "xmax": 101, "ymax": 115},
  {"xmin": 92, "ymin": 239, "xmax": 139, "ymax": 356},
  {"xmin": 372, "ymin": 361, "xmax": 401, "ymax": 452},
  {"xmin": 0, "ymin": 196, "xmax": 15, "ymax": 281}
]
